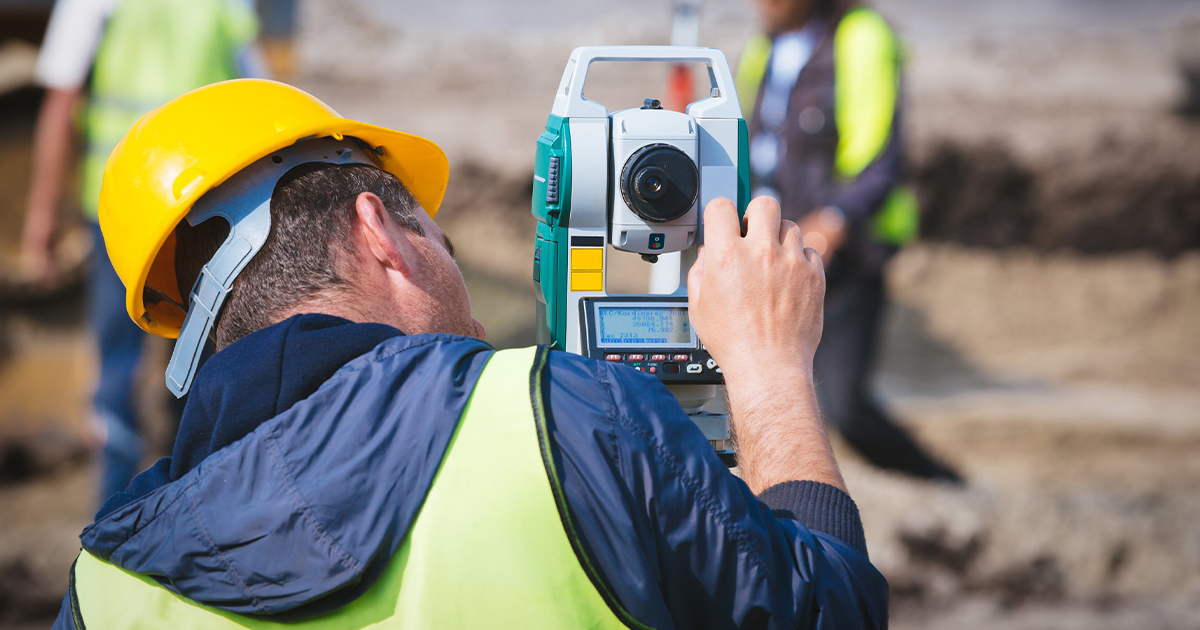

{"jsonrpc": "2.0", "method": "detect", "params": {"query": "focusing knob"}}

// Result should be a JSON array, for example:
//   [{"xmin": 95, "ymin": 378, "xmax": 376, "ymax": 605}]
[
  {"xmin": 620, "ymin": 143, "xmax": 699, "ymax": 223},
  {"xmin": 642, "ymin": 98, "xmax": 663, "ymax": 110}
]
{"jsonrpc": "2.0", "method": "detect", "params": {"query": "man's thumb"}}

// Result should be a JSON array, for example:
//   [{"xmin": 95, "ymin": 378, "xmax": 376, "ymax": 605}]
[{"xmin": 686, "ymin": 246, "xmax": 705, "ymax": 306}]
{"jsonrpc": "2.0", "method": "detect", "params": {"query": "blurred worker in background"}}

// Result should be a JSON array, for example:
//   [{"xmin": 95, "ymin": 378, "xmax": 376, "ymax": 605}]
[
  {"xmin": 21, "ymin": 0, "xmax": 260, "ymax": 506},
  {"xmin": 738, "ymin": 0, "xmax": 961, "ymax": 481}
]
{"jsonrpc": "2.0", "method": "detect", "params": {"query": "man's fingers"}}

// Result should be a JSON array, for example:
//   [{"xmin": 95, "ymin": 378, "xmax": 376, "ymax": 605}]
[
  {"xmin": 702, "ymin": 197, "xmax": 740, "ymax": 248},
  {"xmin": 803, "ymin": 246, "xmax": 825, "ymax": 273},
  {"xmin": 780, "ymin": 219, "xmax": 803, "ymax": 250},
  {"xmin": 744, "ymin": 196, "xmax": 782, "ymax": 243}
]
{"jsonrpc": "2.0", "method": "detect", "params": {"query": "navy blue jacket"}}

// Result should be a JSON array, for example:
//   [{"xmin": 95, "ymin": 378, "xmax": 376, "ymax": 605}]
[{"xmin": 56, "ymin": 314, "xmax": 888, "ymax": 629}]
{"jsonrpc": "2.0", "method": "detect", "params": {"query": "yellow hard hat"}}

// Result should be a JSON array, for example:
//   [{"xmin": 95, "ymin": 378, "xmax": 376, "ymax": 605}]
[{"xmin": 99, "ymin": 78, "xmax": 449, "ymax": 339}]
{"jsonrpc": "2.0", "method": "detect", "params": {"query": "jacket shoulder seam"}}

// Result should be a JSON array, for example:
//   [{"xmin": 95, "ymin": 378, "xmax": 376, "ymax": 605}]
[
  {"xmin": 184, "ymin": 481, "xmax": 264, "ymax": 610},
  {"xmin": 591, "ymin": 360, "xmax": 624, "ymax": 465},
  {"xmin": 262, "ymin": 423, "xmax": 365, "ymax": 576},
  {"xmin": 611, "ymin": 386, "xmax": 780, "ymax": 595},
  {"xmin": 101, "ymin": 479, "xmax": 193, "ymax": 558}
]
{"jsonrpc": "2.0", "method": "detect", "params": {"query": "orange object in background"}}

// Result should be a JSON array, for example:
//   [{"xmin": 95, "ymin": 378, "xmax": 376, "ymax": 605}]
[
  {"xmin": 257, "ymin": 0, "xmax": 299, "ymax": 80},
  {"xmin": 666, "ymin": 0, "xmax": 700, "ymax": 112},
  {"xmin": 260, "ymin": 38, "xmax": 297, "ymax": 81},
  {"xmin": 665, "ymin": 63, "xmax": 694, "ymax": 112}
]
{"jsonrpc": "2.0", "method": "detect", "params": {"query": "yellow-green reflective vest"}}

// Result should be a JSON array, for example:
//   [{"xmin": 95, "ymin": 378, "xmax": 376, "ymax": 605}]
[
  {"xmin": 81, "ymin": 0, "xmax": 257, "ymax": 218},
  {"xmin": 67, "ymin": 348, "xmax": 636, "ymax": 630},
  {"xmin": 735, "ymin": 8, "xmax": 919, "ymax": 246}
]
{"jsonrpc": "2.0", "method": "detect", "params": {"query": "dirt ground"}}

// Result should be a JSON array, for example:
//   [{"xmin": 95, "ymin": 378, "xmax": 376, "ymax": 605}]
[{"xmin": 2, "ymin": 0, "xmax": 1199, "ymax": 628}]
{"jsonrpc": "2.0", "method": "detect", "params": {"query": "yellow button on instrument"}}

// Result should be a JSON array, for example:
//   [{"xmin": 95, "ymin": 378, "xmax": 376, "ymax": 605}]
[
  {"xmin": 570, "ymin": 271, "xmax": 603, "ymax": 292},
  {"xmin": 571, "ymin": 248, "xmax": 604, "ymax": 271}
]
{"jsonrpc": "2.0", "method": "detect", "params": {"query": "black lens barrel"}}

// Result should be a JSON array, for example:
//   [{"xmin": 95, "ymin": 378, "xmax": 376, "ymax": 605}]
[{"xmin": 619, "ymin": 143, "xmax": 699, "ymax": 223}]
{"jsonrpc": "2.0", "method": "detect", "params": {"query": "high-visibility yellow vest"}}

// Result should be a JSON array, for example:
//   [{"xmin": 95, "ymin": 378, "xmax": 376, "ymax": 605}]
[
  {"xmin": 66, "ymin": 348, "xmax": 637, "ymax": 629},
  {"xmin": 735, "ymin": 8, "xmax": 919, "ymax": 246},
  {"xmin": 81, "ymin": 0, "xmax": 256, "ymax": 218}
]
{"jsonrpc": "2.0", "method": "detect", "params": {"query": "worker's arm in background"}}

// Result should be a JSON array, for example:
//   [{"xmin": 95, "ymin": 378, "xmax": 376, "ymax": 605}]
[
  {"xmin": 22, "ymin": 87, "xmax": 81, "ymax": 281},
  {"xmin": 22, "ymin": 0, "xmax": 112, "ymax": 281},
  {"xmin": 542, "ymin": 198, "xmax": 887, "ymax": 629}
]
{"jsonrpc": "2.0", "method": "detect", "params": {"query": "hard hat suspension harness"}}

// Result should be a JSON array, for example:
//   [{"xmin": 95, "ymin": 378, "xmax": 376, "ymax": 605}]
[{"xmin": 165, "ymin": 137, "xmax": 378, "ymax": 398}]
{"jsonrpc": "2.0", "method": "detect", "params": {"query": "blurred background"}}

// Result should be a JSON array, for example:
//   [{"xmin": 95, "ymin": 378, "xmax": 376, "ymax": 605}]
[{"xmin": 0, "ymin": 0, "xmax": 1198, "ymax": 628}]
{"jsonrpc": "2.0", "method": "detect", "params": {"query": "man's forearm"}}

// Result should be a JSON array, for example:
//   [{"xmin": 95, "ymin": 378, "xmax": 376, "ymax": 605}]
[{"xmin": 726, "ymin": 366, "xmax": 847, "ymax": 494}]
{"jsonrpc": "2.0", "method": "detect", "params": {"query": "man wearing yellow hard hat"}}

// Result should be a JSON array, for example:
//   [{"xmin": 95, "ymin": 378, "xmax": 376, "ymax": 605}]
[{"xmin": 53, "ymin": 79, "xmax": 887, "ymax": 629}]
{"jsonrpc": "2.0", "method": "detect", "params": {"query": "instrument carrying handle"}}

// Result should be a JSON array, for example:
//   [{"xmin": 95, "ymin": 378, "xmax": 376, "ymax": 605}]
[{"xmin": 551, "ymin": 46, "xmax": 742, "ymax": 120}]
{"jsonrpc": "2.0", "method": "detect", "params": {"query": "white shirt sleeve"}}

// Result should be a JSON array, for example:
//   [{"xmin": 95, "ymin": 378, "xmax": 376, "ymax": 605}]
[{"xmin": 34, "ymin": 0, "xmax": 120, "ymax": 90}]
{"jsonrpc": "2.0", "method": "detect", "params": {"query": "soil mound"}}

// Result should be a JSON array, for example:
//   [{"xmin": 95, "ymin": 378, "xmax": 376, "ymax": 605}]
[{"xmin": 917, "ymin": 139, "xmax": 1200, "ymax": 257}]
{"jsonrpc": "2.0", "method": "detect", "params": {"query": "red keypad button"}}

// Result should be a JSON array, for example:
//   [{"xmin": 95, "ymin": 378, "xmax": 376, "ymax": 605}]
[
  {"xmin": 649, "ymin": 366, "xmax": 658, "ymax": 374},
  {"xmin": 627, "ymin": 354, "xmax": 645, "ymax": 361},
  {"xmin": 672, "ymin": 354, "xmax": 690, "ymax": 362},
  {"xmin": 650, "ymin": 354, "xmax": 667, "ymax": 362},
  {"xmin": 605, "ymin": 354, "xmax": 622, "ymax": 362}
]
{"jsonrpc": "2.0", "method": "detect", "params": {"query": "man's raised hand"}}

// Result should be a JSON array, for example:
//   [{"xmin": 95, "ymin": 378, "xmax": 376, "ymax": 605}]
[
  {"xmin": 686, "ymin": 196, "xmax": 843, "ymax": 493},
  {"xmin": 686, "ymin": 196, "xmax": 826, "ymax": 387}
]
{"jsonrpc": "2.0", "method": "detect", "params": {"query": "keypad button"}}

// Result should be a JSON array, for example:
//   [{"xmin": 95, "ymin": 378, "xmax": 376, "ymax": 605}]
[
  {"xmin": 649, "ymin": 366, "xmax": 657, "ymax": 374},
  {"xmin": 706, "ymin": 358, "xmax": 717, "ymax": 369},
  {"xmin": 650, "ymin": 354, "xmax": 667, "ymax": 362},
  {"xmin": 605, "ymin": 354, "xmax": 622, "ymax": 362},
  {"xmin": 673, "ymin": 354, "xmax": 690, "ymax": 362},
  {"xmin": 686, "ymin": 363, "xmax": 703, "ymax": 374},
  {"xmin": 627, "ymin": 354, "xmax": 645, "ymax": 361}
]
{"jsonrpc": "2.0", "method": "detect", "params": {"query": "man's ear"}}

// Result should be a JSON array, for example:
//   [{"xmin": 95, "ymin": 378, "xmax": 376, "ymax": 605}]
[{"xmin": 355, "ymin": 192, "xmax": 413, "ymax": 277}]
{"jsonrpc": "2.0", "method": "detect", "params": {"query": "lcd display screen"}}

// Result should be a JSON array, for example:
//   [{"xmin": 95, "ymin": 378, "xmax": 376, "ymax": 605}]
[{"xmin": 595, "ymin": 304, "xmax": 695, "ymax": 348}]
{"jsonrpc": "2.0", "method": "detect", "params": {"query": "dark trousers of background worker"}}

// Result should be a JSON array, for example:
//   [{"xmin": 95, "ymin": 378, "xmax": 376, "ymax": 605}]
[
  {"xmin": 87, "ymin": 225, "xmax": 208, "ymax": 506},
  {"xmin": 814, "ymin": 266, "xmax": 960, "ymax": 482},
  {"xmin": 89, "ymin": 222, "xmax": 146, "ymax": 504}
]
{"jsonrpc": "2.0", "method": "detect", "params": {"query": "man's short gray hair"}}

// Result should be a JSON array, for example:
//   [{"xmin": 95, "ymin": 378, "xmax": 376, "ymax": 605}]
[{"xmin": 174, "ymin": 162, "xmax": 424, "ymax": 348}]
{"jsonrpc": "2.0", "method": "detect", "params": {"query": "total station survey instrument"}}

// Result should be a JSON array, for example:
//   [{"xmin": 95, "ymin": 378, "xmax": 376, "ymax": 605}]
[{"xmin": 531, "ymin": 46, "xmax": 749, "ymax": 464}]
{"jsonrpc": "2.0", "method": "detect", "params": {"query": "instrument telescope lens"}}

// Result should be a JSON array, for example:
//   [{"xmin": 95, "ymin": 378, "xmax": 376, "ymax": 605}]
[{"xmin": 620, "ymin": 143, "xmax": 698, "ymax": 223}]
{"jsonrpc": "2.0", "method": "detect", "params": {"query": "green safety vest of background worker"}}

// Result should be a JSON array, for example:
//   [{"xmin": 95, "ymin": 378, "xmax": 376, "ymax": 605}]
[
  {"xmin": 736, "ymin": 0, "xmax": 961, "ymax": 481},
  {"xmin": 52, "ymin": 78, "xmax": 888, "ymax": 628},
  {"xmin": 21, "ymin": 0, "xmax": 258, "ymax": 505}
]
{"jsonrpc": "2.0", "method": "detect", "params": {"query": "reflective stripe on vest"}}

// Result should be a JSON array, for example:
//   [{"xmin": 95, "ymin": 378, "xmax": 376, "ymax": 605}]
[
  {"xmin": 70, "ymin": 347, "xmax": 635, "ymax": 629},
  {"xmin": 81, "ymin": 0, "xmax": 256, "ymax": 217},
  {"xmin": 736, "ymin": 8, "xmax": 918, "ymax": 245}
]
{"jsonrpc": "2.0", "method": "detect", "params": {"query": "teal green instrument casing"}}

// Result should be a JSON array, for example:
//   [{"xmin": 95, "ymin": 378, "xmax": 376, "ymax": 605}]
[{"xmin": 532, "ymin": 114, "xmax": 572, "ymax": 348}]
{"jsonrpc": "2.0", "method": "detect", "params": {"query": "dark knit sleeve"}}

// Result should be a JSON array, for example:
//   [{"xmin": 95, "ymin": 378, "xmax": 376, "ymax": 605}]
[{"xmin": 757, "ymin": 480, "xmax": 868, "ymax": 557}]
